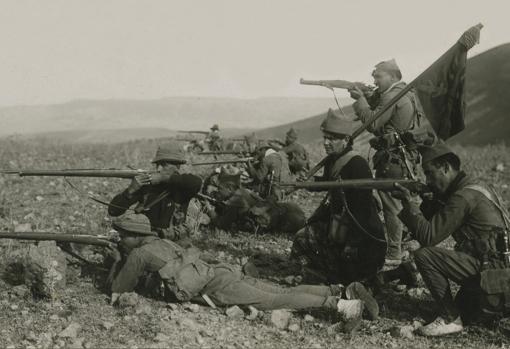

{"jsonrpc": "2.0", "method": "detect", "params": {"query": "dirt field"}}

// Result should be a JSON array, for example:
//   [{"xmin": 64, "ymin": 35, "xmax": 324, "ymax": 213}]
[{"xmin": 1, "ymin": 138, "xmax": 510, "ymax": 348}]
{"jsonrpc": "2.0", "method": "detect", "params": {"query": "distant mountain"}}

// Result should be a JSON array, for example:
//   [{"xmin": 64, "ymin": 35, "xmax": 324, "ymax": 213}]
[
  {"xmin": 256, "ymin": 43, "xmax": 510, "ymax": 146},
  {"xmin": 0, "ymin": 97, "xmax": 334, "ymax": 138}
]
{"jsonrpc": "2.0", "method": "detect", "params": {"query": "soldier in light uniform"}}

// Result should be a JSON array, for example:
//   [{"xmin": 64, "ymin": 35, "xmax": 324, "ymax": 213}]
[
  {"xmin": 206, "ymin": 124, "xmax": 222, "ymax": 151},
  {"xmin": 349, "ymin": 59, "xmax": 422, "ymax": 269},
  {"xmin": 282, "ymin": 128, "xmax": 310, "ymax": 178}
]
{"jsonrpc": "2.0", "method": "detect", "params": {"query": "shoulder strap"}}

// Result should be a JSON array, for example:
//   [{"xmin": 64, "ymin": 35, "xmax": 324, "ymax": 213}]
[
  {"xmin": 464, "ymin": 184, "xmax": 510, "ymax": 230},
  {"xmin": 330, "ymin": 151, "xmax": 359, "ymax": 179}
]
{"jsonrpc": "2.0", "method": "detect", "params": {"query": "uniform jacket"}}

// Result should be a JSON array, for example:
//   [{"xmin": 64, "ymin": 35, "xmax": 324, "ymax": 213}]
[
  {"xmin": 248, "ymin": 150, "xmax": 292, "ymax": 184},
  {"xmin": 353, "ymin": 81, "xmax": 416, "ymax": 136},
  {"xmin": 399, "ymin": 172, "xmax": 505, "ymax": 250},
  {"xmin": 109, "ymin": 172, "xmax": 202, "ymax": 238}
]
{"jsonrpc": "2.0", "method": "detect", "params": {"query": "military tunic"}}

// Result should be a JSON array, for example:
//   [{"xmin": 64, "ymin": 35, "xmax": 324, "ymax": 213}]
[{"xmin": 282, "ymin": 141, "xmax": 310, "ymax": 174}]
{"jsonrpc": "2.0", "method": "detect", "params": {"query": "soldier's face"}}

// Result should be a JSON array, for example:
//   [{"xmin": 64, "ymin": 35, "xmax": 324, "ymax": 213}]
[
  {"xmin": 119, "ymin": 233, "xmax": 142, "ymax": 251},
  {"xmin": 323, "ymin": 134, "xmax": 348, "ymax": 155},
  {"xmin": 155, "ymin": 161, "xmax": 179, "ymax": 174},
  {"xmin": 423, "ymin": 162, "xmax": 452, "ymax": 193},
  {"xmin": 372, "ymin": 71, "xmax": 394, "ymax": 92}
]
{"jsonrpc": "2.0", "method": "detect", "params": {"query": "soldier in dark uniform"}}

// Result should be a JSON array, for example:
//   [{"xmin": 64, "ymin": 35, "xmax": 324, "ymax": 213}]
[
  {"xmin": 109, "ymin": 214, "xmax": 379, "ymax": 330},
  {"xmin": 108, "ymin": 142, "xmax": 202, "ymax": 241},
  {"xmin": 392, "ymin": 143, "xmax": 507, "ymax": 336},
  {"xmin": 350, "ymin": 59, "xmax": 422, "ymax": 269},
  {"xmin": 282, "ymin": 128, "xmax": 310, "ymax": 178},
  {"xmin": 291, "ymin": 110, "xmax": 386, "ymax": 290}
]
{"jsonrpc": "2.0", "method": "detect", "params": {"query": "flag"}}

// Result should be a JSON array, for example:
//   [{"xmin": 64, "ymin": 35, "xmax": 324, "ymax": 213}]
[{"xmin": 411, "ymin": 24, "xmax": 483, "ymax": 140}]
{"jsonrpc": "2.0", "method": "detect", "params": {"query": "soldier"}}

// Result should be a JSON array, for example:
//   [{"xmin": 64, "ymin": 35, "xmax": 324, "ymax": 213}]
[
  {"xmin": 392, "ymin": 143, "xmax": 507, "ymax": 336},
  {"xmin": 282, "ymin": 128, "xmax": 310, "ymax": 177},
  {"xmin": 206, "ymin": 124, "xmax": 222, "ymax": 151},
  {"xmin": 109, "ymin": 214, "xmax": 379, "ymax": 330},
  {"xmin": 246, "ymin": 141, "xmax": 292, "ymax": 200},
  {"xmin": 108, "ymin": 142, "xmax": 202, "ymax": 241},
  {"xmin": 349, "ymin": 59, "xmax": 422, "ymax": 269},
  {"xmin": 291, "ymin": 110, "xmax": 386, "ymax": 290}
]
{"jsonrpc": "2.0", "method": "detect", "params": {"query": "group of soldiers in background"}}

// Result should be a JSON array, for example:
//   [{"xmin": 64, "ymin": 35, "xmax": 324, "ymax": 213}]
[{"xmin": 100, "ymin": 58, "xmax": 510, "ymax": 337}]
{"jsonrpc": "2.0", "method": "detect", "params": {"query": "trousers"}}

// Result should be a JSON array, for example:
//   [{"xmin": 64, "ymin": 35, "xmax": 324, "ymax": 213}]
[
  {"xmin": 414, "ymin": 247, "xmax": 481, "ymax": 321},
  {"xmin": 379, "ymin": 190, "xmax": 403, "ymax": 260},
  {"xmin": 204, "ymin": 266, "xmax": 338, "ymax": 310}
]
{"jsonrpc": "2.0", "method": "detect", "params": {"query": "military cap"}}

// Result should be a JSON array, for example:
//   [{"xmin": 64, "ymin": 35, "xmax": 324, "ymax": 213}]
[
  {"xmin": 320, "ymin": 109, "xmax": 353, "ymax": 137},
  {"xmin": 419, "ymin": 143, "xmax": 457, "ymax": 164},
  {"xmin": 152, "ymin": 142, "xmax": 186, "ymax": 164},
  {"xmin": 211, "ymin": 124, "xmax": 219, "ymax": 131},
  {"xmin": 112, "ymin": 214, "xmax": 156, "ymax": 236},
  {"xmin": 286, "ymin": 128, "xmax": 298, "ymax": 141},
  {"xmin": 373, "ymin": 59, "xmax": 401, "ymax": 78}
]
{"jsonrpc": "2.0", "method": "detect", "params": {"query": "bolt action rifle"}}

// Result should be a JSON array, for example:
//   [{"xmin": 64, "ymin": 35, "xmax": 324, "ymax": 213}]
[
  {"xmin": 190, "ymin": 157, "xmax": 254, "ymax": 166},
  {"xmin": 300, "ymin": 78, "xmax": 374, "ymax": 93},
  {"xmin": 280, "ymin": 178, "xmax": 429, "ymax": 193},
  {"xmin": 177, "ymin": 130, "xmax": 210, "ymax": 135}
]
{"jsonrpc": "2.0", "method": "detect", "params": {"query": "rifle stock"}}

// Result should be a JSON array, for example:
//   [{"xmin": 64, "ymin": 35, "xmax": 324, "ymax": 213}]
[
  {"xmin": 280, "ymin": 178, "xmax": 429, "ymax": 193},
  {"xmin": 0, "ymin": 231, "xmax": 116, "ymax": 247}
]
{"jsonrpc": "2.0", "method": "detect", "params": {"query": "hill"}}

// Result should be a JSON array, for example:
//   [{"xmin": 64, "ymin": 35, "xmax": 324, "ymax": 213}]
[
  {"xmin": 255, "ymin": 43, "xmax": 510, "ymax": 146},
  {"xmin": 0, "ymin": 97, "xmax": 333, "ymax": 138}
]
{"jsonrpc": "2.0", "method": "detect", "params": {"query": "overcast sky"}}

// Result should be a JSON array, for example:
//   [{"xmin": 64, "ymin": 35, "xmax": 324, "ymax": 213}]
[{"xmin": 0, "ymin": 0, "xmax": 508, "ymax": 106}]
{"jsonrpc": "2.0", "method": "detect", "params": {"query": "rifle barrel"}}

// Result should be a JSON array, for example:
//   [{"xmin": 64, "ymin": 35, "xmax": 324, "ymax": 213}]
[
  {"xmin": 1, "ymin": 169, "xmax": 150, "ymax": 179},
  {"xmin": 191, "ymin": 157, "xmax": 253, "ymax": 166},
  {"xmin": 0, "ymin": 232, "xmax": 115, "ymax": 247},
  {"xmin": 198, "ymin": 151, "xmax": 243, "ymax": 155},
  {"xmin": 280, "ymin": 178, "xmax": 427, "ymax": 192}
]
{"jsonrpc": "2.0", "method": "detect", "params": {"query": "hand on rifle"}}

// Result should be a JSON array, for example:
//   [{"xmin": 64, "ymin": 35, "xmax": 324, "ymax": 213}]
[
  {"xmin": 127, "ymin": 174, "xmax": 151, "ymax": 194},
  {"xmin": 148, "ymin": 173, "xmax": 172, "ymax": 185},
  {"xmin": 348, "ymin": 86, "xmax": 364, "ymax": 100},
  {"xmin": 391, "ymin": 183, "xmax": 413, "ymax": 202}
]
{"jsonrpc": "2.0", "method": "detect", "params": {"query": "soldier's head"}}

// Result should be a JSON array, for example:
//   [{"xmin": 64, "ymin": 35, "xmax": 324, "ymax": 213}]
[
  {"xmin": 211, "ymin": 124, "xmax": 219, "ymax": 131},
  {"xmin": 152, "ymin": 142, "xmax": 187, "ymax": 174},
  {"xmin": 255, "ymin": 141, "xmax": 273, "ymax": 159},
  {"xmin": 320, "ymin": 109, "xmax": 352, "ymax": 155},
  {"xmin": 112, "ymin": 214, "xmax": 156, "ymax": 250},
  {"xmin": 372, "ymin": 59, "xmax": 402, "ymax": 93},
  {"xmin": 285, "ymin": 128, "xmax": 298, "ymax": 145},
  {"xmin": 419, "ymin": 143, "xmax": 461, "ymax": 193}
]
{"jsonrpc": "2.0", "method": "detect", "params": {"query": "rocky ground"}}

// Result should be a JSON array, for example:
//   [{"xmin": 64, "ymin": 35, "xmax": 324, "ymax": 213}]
[{"xmin": 1, "ymin": 139, "xmax": 510, "ymax": 348}]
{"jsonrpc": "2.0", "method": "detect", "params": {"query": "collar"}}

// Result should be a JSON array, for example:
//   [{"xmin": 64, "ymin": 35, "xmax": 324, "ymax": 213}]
[{"xmin": 381, "ymin": 81, "xmax": 402, "ymax": 95}]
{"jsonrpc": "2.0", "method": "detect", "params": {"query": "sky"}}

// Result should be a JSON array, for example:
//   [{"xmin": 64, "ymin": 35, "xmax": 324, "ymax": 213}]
[{"xmin": 0, "ymin": 0, "xmax": 508, "ymax": 106}]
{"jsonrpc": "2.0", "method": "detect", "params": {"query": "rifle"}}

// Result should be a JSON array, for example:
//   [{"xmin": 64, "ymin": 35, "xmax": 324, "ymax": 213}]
[
  {"xmin": 1, "ymin": 169, "xmax": 153, "ymax": 179},
  {"xmin": 300, "ymin": 78, "xmax": 374, "ymax": 93},
  {"xmin": 0, "ymin": 231, "xmax": 116, "ymax": 247},
  {"xmin": 191, "ymin": 157, "xmax": 254, "ymax": 166},
  {"xmin": 175, "ymin": 138, "xmax": 200, "ymax": 142},
  {"xmin": 198, "ymin": 151, "xmax": 245, "ymax": 156},
  {"xmin": 280, "ymin": 178, "xmax": 429, "ymax": 193},
  {"xmin": 177, "ymin": 130, "xmax": 209, "ymax": 135}
]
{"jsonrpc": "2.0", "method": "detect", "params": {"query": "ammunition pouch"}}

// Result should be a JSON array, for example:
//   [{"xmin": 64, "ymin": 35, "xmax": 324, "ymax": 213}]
[
  {"xmin": 454, "ymin": 228, "xmax": 506, "ymax": 269},
  {"xmin": 373, "ymin": 149, "xmax": 417, "ymax": 179},
  {"xmin": 480, "ymin": 268, "xmax": 510, "ymax": 314}
]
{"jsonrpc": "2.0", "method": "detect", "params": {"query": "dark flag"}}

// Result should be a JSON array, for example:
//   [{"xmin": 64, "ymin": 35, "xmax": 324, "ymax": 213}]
[{"xmin": 412, "ymin": 24, "xmax": 483, "ymax": 140}]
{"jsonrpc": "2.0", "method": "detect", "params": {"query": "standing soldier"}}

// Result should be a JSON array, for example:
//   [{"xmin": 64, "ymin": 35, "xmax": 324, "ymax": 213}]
[
  {"xmin": 291, "ymin": 110, "xmax": 386, "ymax": 291},
  {"xmin": 246, "ymin": 141, "xmax": 292, "ymax": 200},
  {"xmin": 108, "ymin": 142, "xmax": 202, "ymax": 241},
  {"xmin": 349, "ymin": 59, "xmax": 422, "ymax": 269},
  {"xmin": 206, "ymin": 124, "xmax": 223, "ymax": 151},
  {"xmin": 282, "ymin": 128, "xmax": 310, "ymax": 178}
]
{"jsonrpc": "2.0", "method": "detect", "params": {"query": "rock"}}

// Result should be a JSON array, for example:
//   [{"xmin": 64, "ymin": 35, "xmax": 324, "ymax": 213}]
[
  {"xmin": 36, "ymin": 196, "xmax": 44, "ymax": 202},
  {"xmin": 327, "ymin": 322, "xmax": 344, "ymax": 335},
  {"xmin": 58, "ymin": 322, "xmax": 81, "ymax": 338},
  {"xmin": 177, "ymin": 318, "xmax": 199, "ymax": 331},
  {"xmin": 494, "ymin": 163, "xmax": 505, "ymax": 172},
  {"xmin": 270, "ymin": 309, "xmax": 291, "ymax": 329},
  {"xmin": 23, "ymin": 241, "xmax": 67, "ymax": 299},
  {"xmin": 390, "ymin": 325, "xmax": 415, "ymax": 339},
  {"xmin": 135, "ymin": 304, "xmax": 152, "ymax": 315},
  {"xmin": 14, "ymin": 223, "xmax": 32, "ymax": 232},
  {"xmin": 195, "ymin": 334, "xmax": 205, "ymax": 345},
  {"xmin": 50, "ymin": 314, "xmax": 60, "ymax": 321},
  {"xmin": 184, "ymin": 303, "xmax": 200, "ymax": 313},
  {"xmin": 101, "ymin": 321, "xmax": 114, "ymax": 330},
  {"xmin": 304, "ymin": 315, "xmax": 314, "ymax": 322},
  {"xmin": 226, "ymin": 305, "xmax": 244, "ymax": 318},
  {"xmin": 412, "ymin": 319, "xmax": 425, "ymax": 330},
  {"xmin": 166, "ymin": 303, "xmax": 179, "ymax": 311},
  {"xmin": 10, "ymin": 304, "xmax": 19, "ymax": 310},
  {"xmin": 154, "ymin": 333, "xmax": 170, "ymax": 342},
  {"xmin": 245, "ymin": 306, "xmax": 259, "ymax": 321},
  {"xmin": 118, "ymin": 292, "xmax": 139, "ymax": 308},
  {"xmin": 69, "ymin": 337, "xmax": 85, "ymax": 349},
  {"xmin": 284, "ymin": 276, "xmax": 295, "ymax": 285},
  {"xmin": 10, "ymin": 285, "xmax": 30, "ymax": 299},
  {"xmin": 288, "ymin": 324, "xmax": 300, "ymax": 332}
]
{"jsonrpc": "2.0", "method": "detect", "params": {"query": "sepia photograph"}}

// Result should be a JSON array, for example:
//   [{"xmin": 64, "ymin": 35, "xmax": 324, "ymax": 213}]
[{"xmin": 0, "ymin": 1, "xmax": 509, "ymax": 348}]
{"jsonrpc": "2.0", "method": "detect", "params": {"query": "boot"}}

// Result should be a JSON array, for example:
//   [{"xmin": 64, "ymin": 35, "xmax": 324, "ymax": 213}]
[
  {"xmin": 346, "ymin": 282, "xmax": 379, "ymax": 320},
  {"xmin": 416, "ymin": 316, "xmax": 463, "ymax": 336}
]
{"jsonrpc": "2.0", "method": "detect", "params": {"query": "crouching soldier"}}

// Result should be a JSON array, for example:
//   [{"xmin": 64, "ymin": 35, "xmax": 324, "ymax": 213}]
[
  {"xmin": 108, "ymin": 142, "xmax": 202, "ymax": 241},
  {"xmin": 392, "ymin": 143, "xmax": 509, "ymax": 336},
  {"xmin": 291, "ymin": 110, "xmax": 387, "ymax": 286},
  {"xmin": 109, "ymin": 214, "xmax": 379, "ymax": 330}
]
